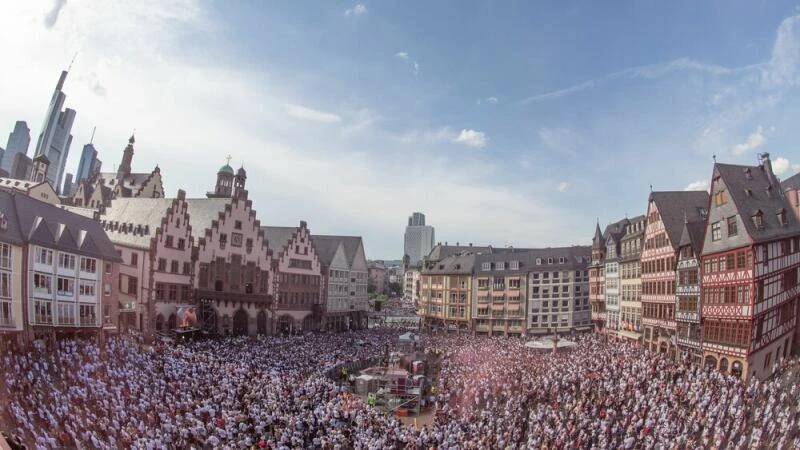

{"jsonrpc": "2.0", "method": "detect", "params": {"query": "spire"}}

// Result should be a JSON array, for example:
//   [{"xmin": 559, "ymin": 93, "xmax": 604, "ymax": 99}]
[
  {"xmin": 117, "ymin": 134, "xmax": 135, "ymax": 180},
  {"xmin": 592, "ymin": 220, "xmax": 604, "ymax": 249}
]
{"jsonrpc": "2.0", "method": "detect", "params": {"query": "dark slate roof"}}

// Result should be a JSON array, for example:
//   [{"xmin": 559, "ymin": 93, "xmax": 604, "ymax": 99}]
[
  {"xmin": 468, "ymin": 246, "xmax": 592, "ymax": 276},
  {"xmin": 262, "ymin": 226, "xmax": 297, "ymax": 255},
  {"xmin": 312, "ymin": 235, "xmax": 343, "ymax": 267},
  {"xmin": 423, "ymin": 253, "xmax": 476, "ymax": 275},
  {"xmin": 678, "ymin": 220, "xmax": 706, "ymax": 256},
  {"xmin": 11, "ymin": 191, "xmax": 121, "ymax": 261},
  {"xmin": 313, "ymin": 235, "xmax": 363, "ymax": 267},
  {"xmin": 100, "ymin": 198, "xmax": 174, "ymax": 248},
  {"xmin": 184, "ymin": 198, "xmax": 231, "ymax": 237},
  {"xmin": 716, "ymin": 163, "xmax": 800, "ymax": 243},
  {"xmin": 0, "ymin": 191, "xmax": 25, "ymax": 246},
  {"xmin": 427, "ymin": 244, "xmax": 492, "ymax": 261},
  {"xmin": 650, "ymin": 191, "xmax": 710, "ymax": 249},
  {"xmin": 781, "ymin": 171, "xmax": 800, "ymax": 191},
  {"xmin": 592, "ymin": 222, "xmax": 604, "ymax": 250}
]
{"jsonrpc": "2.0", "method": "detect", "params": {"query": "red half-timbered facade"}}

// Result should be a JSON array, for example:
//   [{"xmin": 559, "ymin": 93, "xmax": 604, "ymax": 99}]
[
  {"xmin": 641, "ymin": 191, "xmax": 709, "ymax": 358},
  {"xmin": 701, "ymin": 155, "xmax": 800, "ymax": 380}
]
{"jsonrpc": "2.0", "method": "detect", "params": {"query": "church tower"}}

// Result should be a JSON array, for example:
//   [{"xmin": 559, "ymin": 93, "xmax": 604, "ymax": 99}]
[
  {"xmin": 30, "ymin": 154, "xmax": 50, "ymax": 184},
  {"xmin": 206, "ymin": 156, "xmax": 235, "ymax": 198},
  {"xmin": 117, "ymin": 134, "xmax": 134, "ymax": 180},
  {"xmin": 234, "ymin": 166, "xmax": 247, "ymax": 198}
]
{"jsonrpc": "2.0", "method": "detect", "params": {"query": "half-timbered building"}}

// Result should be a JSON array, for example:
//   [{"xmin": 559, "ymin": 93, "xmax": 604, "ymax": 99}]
[
  {"xmin": 641, "ymin": 191, "xmax": 709, "ymax": 357},
  {"xmin": 589, "ymin": 222, "xmax": 606, "ymax": 330},
  {"xmin": 675, "ymin": 219, "xmax": 705, "ymax": 364},
  {"xmin": 701, "ymin": 154, "xmax": 800, "ymax": 380}
]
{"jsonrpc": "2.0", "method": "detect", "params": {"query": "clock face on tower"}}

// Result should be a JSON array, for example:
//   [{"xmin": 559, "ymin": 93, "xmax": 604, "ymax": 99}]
[{"xmin": 231, "ymin": 232, "xmax": 243, "ymax": 248}]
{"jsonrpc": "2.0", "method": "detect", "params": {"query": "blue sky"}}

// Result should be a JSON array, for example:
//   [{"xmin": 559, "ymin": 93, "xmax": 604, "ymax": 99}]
[{"xmin": 2, "ymin": 1, "xmax": 800, "ymax": 259}]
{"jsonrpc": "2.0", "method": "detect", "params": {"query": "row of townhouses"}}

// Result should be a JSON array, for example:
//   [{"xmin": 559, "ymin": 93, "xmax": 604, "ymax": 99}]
[
  {"xmin": 591, "ymin": 153, "xmax": 800, "ymax": 380},
  {"xmin": 0, "ymin": 137, "xmax": 370, "ymax": 349},
  {"xmin": 417, "ymin": 244, "xmax": 592, "ymax": 336}
]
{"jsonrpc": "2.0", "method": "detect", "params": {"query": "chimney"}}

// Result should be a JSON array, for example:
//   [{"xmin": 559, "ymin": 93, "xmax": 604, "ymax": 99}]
[{"xmin": 760, "ymin": 152, "xmax": 776, "ymax": 185}]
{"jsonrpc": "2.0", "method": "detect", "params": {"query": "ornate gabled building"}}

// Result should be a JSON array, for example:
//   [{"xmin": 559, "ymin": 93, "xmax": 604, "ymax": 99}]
[
  {"xmin": 640, "ymin": 190, "xmax": 709, "ymax": 357},
  {"xmin": 70, "ymin": 135, "xmax": 164, "ymax": 210},
  {"xmin": 312, "ymin": 235, "xmax": 369, "ymax": 331},
  {"xmin": 783, "ymin": 171, "xmax": 800, "ymax": 221},
  {"xmin": 98, "ymin": 191, "xmax": 195, "ymax": 336},
  {"xmin": 700, "ymin": 154, "xmax": 800, "ymax": 380},
  {"xmin": 263, "ymin": 222, "xmax": 324, "ymax": 333},
  {"xmin": 618, "ymin": 216, "xmax": 645, "ymax": 340},
  {"xmin": 675, "ymin": 217, "xmax": 705, "ymax": 364}
]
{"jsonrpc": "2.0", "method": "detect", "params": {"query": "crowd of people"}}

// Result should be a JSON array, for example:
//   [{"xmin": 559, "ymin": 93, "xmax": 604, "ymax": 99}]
[{"xmin": 2, "ymin": 329, "xmax": 800, "ymax": 449}]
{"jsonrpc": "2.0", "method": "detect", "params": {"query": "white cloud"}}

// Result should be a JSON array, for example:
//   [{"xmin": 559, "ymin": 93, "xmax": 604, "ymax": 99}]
[
  {"xmin": 772, "ymin": 156, "xmax": 791, "ymax": 175},
  {"xmin": 394, "ymin": 51, "xmax": 419, "ymax": 75},
  {"xmin": 684, "ymin": 180, "xmax": 710, "ymax": 191},
  {"xmin": 557, "ymin": 182, "xmax": 570, "ymax": 192},
  {"xmin": 477, "ymin": 96, "xmax": 499, "ymax": 105},
  {"xmin": 731, "ymin": 125, "xmax": 767, "ymax": 155},
  {"xmin": 344, "ymin": 4, "xmax": 367, "ymax": 17},
  {"xmin": 285, "ymin": 104, "xmax": 342, "ymax": 123},
  {"xmin": 454, "ymin": 129, "xmax": 488, "ymax": 148}
]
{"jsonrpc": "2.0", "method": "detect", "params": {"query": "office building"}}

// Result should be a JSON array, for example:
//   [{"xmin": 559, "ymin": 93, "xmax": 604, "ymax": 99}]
[
  {"xmin": 404, "ymin": 212, "xmax": 435, "ymax": 266},
  {"xmin": 2, "ymin": 121, "xmax": 30, "ymax": 173}
]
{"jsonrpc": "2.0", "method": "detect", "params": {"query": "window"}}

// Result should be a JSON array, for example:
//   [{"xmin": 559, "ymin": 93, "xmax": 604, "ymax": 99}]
[
  {"xmin": 169, "ymin": 260, "xmax": 178, "ymax": 273},
  {"xmin": 79, "ymin": 304, "xmax": 96, "ymax": 326},
  {"xmin": 128, "ymin": 276, "xmax": 138, "ymax": 295},
  {"xmin": 158, "ymin": 258, "xmax": 167, "ymax": 272},
  {"xmin": 727, "ymin": 216, "xmax": 738, "ymax": 237},
  {"xmin": 0, "ymin": 243, "xmax": 9, "ymax": 269},
  {"xmin": 752, "ymin": 212, "xmax": 763, "ymax": 230},
  {"xmin": 235, "ymin": 220, "xmax": 243, "ymax": 230},
  {"xmin": 78, "ymin": 282, "xmax": 95, "ymax": 297},
  {"xmin": 130, "ymin": 253, "xmax": 138, "ymax": 267},
  {"xmin": 34, "ymin": 300, "xmax": 52, "ymax": 324},
  {"xmin": 0, "ymin": 273, "xmax": 10, "ymax": 298},
  {"xmin": 711, "ymin": 222, "xmax": 722, "ymax": 241},
  {"xmin": 183, "ymin": 262, "xmax": 191, "ymax": 275},
  {"xmin": 33, "ymin": 273, "xmax": 52, "ymax": 294},
  {"xmin": 80, "ymin": 257, "xmax": 97, "ymax": 273},
  {"xmin": 714, "ymin": 189, "xmax": 727, "ymax": 206},
  {"xmin": 177, "ymin": 238, "xmax": 186, "ymax": 250},
  {"xmin": 35, "ymin": 248, "xmax": 53, "ymax": 265},
  {"xmin": 219, "ymin": 233, "xmax": 227, "ymax": 249},
  {"xmin": 777, "ymin": 209, "xmax": 787, "ymax": 226},
  {"xmin": 56, "ymin": 277, "xmax": 74, "ymax": 296},
  {"xmin": 165, "ymin": 235, "xmax": 174, "ymax": 247},
  {"xmin": 509, "ymin": 260, "xmax": 519, "ymax": 270},
  {"xmin": 481, "ymin": 262, "xmax": 491, "ymax": 271},
  {"xmin": 105, "ymin": 262, "xmax": 112, "ymax": 274},
  {"xmin": 58, "ymin": 253, "xmax": 75, "ymax": 270}
]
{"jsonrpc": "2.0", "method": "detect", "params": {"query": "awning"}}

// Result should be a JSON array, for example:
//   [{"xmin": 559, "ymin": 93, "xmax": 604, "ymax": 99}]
[{"xmin": 617, "ymin": 330, "xmax": 642, "ymax": 340}]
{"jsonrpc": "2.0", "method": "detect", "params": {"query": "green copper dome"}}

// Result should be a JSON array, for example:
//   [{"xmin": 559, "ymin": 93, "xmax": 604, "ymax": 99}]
[{"xmin": 218, "ymin": 164, "xmax": 234, "ymax": 175}]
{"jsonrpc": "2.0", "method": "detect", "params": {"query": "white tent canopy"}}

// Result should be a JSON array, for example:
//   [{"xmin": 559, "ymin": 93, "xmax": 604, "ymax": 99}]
[
  {"xmin": 525, "ymin": 337, "xmax": 577, "ymax": 350},
  {"xmin": 398, "ymin": 332, "xmax": 420, "ymax": 342}
]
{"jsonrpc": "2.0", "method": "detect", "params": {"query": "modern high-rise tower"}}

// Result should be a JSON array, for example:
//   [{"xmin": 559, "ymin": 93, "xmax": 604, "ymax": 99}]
[
  {"xmin": 75, "ymin": 141, "xmax": 98, "ymax": 186},
  {"xmin": 404, "ymin": 212, "xmax": 435, "ymax": 266},
  {"xmin": 2, "ymin": 121, "xmax": 31, "ymax": 173},
  {"xmin": 33, "ymin": 70, "xmax": 76, "ymax": 193}
]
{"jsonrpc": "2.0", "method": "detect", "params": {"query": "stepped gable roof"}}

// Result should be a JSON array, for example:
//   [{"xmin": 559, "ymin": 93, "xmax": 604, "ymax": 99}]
[
  {"xmin": 100, "ymin": 197, "xmax": 174, "ymax": 248},
  {"xmin": 262, "ymin": 226, "xmax": 297, "ymax": 255},
  {"xmin": 12, "ymin": 192, "xmax": 120, "ymax": 260},
  {"xmin": 715, "ymin": 162, "xmax": 800, "ymax": 243},
  {"xmin": 649, "ymin": 191, "xmax": 710, "ymax": 249},
  {"xmin": 0, "ymin": 191, "xmax": 25, "ymax": 246}
]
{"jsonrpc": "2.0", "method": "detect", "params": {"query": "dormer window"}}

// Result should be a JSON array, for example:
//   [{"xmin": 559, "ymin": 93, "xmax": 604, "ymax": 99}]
[
  {"xmin": 744, "ymin": 168, "xmax": 752, "ymax": 179},
  {"xmin": 744, "ymin": 189, "xmax": 752, "ymax": 197},
  {"xmin": 509, "ymin": 260, "xmax": 519, "ymax": 270},
  {"xmin": 481, "ymin": 262, "xmax": 491, "ymax": 271},
  {"xmin": 752, "ymin": 211, "xmax": 764, "ymax": 230},
  {"xmin": 777, "ymin": 209, "xmax": 787, "ymax": 226},
  {"xmin": 547, "ymin": 257, "xmax": 553, "ymax": 264},
  {"xmin": 765, "ymin": 186, "xmax": 773, "ymax": 198},
  {"xmin": 535, "ymin": 258, "xmax": 542, "ymax": 265}
]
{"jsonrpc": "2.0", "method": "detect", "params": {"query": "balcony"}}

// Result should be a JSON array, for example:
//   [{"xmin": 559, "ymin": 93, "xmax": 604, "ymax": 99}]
[{"xmin": 79, "ymin": 316, "xmax": 97, "ymax": 326}]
